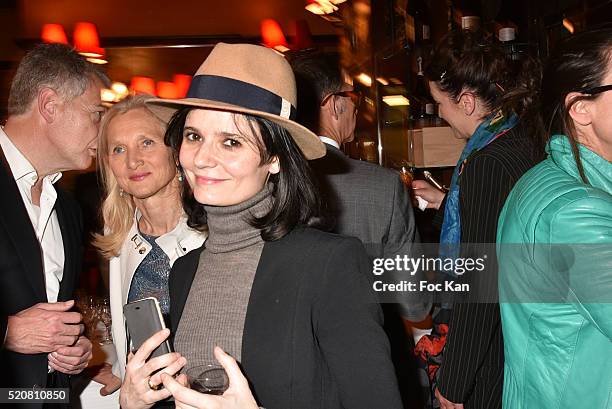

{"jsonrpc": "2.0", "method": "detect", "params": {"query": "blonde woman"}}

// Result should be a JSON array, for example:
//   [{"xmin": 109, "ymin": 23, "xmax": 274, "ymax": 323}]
[{"xmin": 93, "ymin": 95, "xmax": 206, "ymax": 394}]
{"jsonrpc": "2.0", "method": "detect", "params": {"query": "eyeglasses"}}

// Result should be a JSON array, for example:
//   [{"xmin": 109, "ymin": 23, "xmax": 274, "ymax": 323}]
[
  {"xmin": 582, "ymin": 84, "xmax": 612, "ymax": 96},
  {"xmin": 321, "ymin": 90, "xmax": 362, "ymax": 110}
]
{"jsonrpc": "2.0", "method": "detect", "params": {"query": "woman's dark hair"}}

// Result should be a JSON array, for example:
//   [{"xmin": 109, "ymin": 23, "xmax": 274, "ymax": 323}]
[
  {"xmin": 425, "ymin": 29, "xmax": 544, "ymax": 152},
  {"xmin": 541, "ymin": 26, "xmax": 612, "ymax": 184},
  {"xmin": 165, "ymin": 107, "xmax": 325, "ymax": 241}
]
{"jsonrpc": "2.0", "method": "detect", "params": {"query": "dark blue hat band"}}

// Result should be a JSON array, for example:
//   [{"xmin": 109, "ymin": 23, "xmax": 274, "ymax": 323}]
[{"xmin": 186, "ymin": 74, "xmax": 297, "ymax": 120}]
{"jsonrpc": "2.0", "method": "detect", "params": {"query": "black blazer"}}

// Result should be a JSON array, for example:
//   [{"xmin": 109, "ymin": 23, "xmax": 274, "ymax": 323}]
[
  {"xmin": 0, "ymin": 150, "xmax": 83, "ymax": 395},
  {"xmin": 169, "ymin": 227, "xmax": 404, "ymax": 409}
]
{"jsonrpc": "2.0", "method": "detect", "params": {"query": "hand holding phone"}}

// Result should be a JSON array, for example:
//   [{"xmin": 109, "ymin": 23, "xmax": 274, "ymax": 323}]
[
  {"xmin": 119, "ymin": 327, "xmax": 185, "ymax": 406},
  {"xmin": 123, "ymin": 297, "xmax": 173, "ymax": 360}
]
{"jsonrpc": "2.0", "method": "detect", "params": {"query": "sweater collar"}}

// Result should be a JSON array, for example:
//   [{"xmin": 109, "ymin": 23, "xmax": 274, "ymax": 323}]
[
  {"xmin": 203, "ymin": 185, "xmax": 272, "ymax": 253},
  {"xmin": 548, "ymin": 134, "xmax": 612, "ymax": 194}
]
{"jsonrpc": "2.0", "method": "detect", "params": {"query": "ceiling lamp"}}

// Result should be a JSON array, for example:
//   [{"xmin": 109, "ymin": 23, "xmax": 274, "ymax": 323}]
[
  {"xmin": 383, "ymin": 95, "xmax": 410, "ymax": 106},
  {"xmin": 111, "ymin": 82, "xmax": 128, "ymax": 95},
  {"xmin": 41, "ymin": 24, "xmax": 68, "ymax": 44},
  {"xmin": 356, "ymin": 73, "xmax": 372, "ymax": 87},
  {"xmin": 562, "ymin": 18, "xmax": 575, "ymax": 34},
  {"xmin": 157, "ymin": 81, "xmax": 180, "ymax": 99},
  {"xmin": 74, "ymin": 22, "xmax": 106, "ymax": 63},
  {"xmin": 100, "ymin": 88, "xmax": 116, "ymax": 104},
  {"xmin": 305, "ymin": 0, "xmax": 338, "ymax": 15},
  {"xmin": 130, "ymin": 76, "xmax": 156, "ymax": 96},
  {"xmin": 173, "ymin": 74, "xmax": 192, "ymax": 98},
  {"xmin": 111, "ymin": 82, "xmax": 129, "ymax": 100},
  {"xmin": 261, "ymin": 19, "xmax": 289, "ymax": 52}
]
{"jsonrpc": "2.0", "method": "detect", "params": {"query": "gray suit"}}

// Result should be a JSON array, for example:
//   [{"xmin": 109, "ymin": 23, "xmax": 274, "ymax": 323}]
[{"xmin": 311, "ymin": 143, "xmax": 430, "ymax": 321}]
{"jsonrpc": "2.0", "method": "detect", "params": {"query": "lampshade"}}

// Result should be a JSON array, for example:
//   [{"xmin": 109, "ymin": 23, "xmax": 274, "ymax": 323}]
[
  {"xmin": 130, "ymin": 76, "xmax": 156, "ymax": 96},
  {"xmin": 41, "ymin": 24, "xmax": 68, "ymax": 44},
  {"xmin": 261, "ymin": 19, "xmax": 288, "ymax": 50},
  {"xmin": 173, "ymin": 74, "xmax": 192, "ymax": 98},
  {"xmin": 74, "ymin": 22, "xmax": 105, "ymax": 58},
  {"xmin": 305, "ymin": 0, "xmax": 338, "ymax": 15},
  {"xmin": 157, "ymin": 81, "xmax": 179, "ymax": 99}
]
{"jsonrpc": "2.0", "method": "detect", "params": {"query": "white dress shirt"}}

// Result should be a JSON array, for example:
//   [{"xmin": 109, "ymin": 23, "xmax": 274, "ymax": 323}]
[
  {"xmin": 318, "ymin": 136, "xmax": 340, "ymax": 149},
  {"xmin": 0, "ymin": 127, "xmax": 64, "ymax": 303}
]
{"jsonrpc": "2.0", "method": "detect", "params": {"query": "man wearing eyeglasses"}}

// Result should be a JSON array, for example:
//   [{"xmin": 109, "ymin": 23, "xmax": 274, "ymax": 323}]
[{"xmin": 289, "ymin": 51, "xmax": 430, "ymax": 329}]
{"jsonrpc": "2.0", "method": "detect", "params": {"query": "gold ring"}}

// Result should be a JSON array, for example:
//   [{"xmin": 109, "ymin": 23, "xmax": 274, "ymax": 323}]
[{"xmin": 147, "ymin": 378, "xmax": 161, "ymax": 391}]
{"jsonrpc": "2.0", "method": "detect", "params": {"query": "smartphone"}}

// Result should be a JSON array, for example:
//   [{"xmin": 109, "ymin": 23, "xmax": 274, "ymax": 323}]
[{"xmin": 123, "ymin": 297, "xmax": 173, "ymax": 360}]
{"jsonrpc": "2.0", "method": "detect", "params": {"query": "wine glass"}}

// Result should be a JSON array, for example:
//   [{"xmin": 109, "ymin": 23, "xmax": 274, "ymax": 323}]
[
  {"xmin": 94, "ymin": 297, "xmax": 113, "ymax": 345},
  {"xmin": 186, "ymin": 364, "xmax": 229, "ymax": 395},
  {"xmin": 399, "ymin": 165, "xmax": 415, "ymax": 187},
  {"xmin": 75, "ymin": 291, "xmax": 97, "ymax": 339}
]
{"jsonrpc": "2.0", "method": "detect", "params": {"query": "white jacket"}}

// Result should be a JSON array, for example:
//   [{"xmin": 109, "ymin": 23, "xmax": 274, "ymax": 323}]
[{"xmin": 109, "ymin": 212, "xmax": 205, "ymax": 379}]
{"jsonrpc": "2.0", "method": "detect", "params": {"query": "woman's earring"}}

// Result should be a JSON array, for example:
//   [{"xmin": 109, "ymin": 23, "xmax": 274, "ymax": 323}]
[
  {"xmin": 119, "ymin": 188, "xmax": 124, "ymax": 197},
  {"xmin": 176, "ymin": 164, "xmax": 184, "ymax": 182}
]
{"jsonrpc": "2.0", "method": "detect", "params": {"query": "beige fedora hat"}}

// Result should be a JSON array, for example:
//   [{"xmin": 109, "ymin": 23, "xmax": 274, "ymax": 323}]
[{"xmin": 146, "ymin": 43, "xmax": 325, "ymax": 160}]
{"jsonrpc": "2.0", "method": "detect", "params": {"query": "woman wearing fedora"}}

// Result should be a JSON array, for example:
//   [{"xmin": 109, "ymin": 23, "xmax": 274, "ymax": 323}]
[{"xmin": 118, "ymin": 43, "xmax": 404, "ymax": 409}]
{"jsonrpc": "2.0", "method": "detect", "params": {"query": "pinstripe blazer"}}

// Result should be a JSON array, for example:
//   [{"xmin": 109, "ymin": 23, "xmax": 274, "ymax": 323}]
[
  {"xmin": 310, "ymin": 143, "xmax": 430, "ymax": 321},
  {"xmin": 436, "ymin": 126, "xmax": 541, "ymax": 408}
]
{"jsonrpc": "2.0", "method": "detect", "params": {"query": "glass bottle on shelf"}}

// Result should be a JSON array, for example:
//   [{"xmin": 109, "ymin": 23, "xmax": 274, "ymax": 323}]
[
  {"xmin": 413, "ymin": 56, "xmax": 435, "ymax": 128},
  {"xmin": 461, "ymin": 15, "xmax": 481, "ymax": 31},
  {"xmin": 499, "ymin": 27, "xmax": 522, "ymax": 61}
]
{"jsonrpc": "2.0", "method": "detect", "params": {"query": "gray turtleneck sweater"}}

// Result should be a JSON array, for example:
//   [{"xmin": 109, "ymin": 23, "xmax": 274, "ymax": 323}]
[{"xmin": 174, "ymin": 187, "xmax": 272, "ymax": 371}]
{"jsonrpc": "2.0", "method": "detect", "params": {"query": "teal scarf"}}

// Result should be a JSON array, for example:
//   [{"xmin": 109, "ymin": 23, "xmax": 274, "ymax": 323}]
[{"xmin": 440, "ymin": 111, "xmax": 518, "ymax": 266}]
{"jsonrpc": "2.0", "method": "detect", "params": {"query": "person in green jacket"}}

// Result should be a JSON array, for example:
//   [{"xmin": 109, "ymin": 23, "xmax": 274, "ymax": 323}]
[{"xmin": 497, "ymin": 27, "xmax": 612, "ymax": 409}]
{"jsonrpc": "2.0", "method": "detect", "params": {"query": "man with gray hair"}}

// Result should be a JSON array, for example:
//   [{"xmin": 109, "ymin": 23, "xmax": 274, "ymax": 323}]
[{"xmin": 0, "ymin": 43, "xmax": 107, "ymax": 400}]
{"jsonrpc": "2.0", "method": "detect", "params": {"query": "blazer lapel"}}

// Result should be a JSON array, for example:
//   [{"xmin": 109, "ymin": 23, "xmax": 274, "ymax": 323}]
[
  {"xmin": 169, "ymin": 246, "xmax": 204, "ymax": 334},
  {"xmin": 0, "ymin": 150, "xmax": 45, "ymax": 301},
  {"xmin": 55, "ymin": 192, "xmax": 80, "ymax": 302},
  {"xmin": 120, "ymin": 225, "xmax": 150, "ymax": 304}
]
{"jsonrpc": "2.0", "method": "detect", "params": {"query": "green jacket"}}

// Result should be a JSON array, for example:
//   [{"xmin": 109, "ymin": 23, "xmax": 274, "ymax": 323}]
[{"xmin": 497, "ymin": 135, "xmax": 612, "ymax": 409}]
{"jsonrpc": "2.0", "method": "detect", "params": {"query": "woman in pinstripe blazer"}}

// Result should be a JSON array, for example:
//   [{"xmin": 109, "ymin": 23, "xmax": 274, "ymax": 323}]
[{"xmin": 411, "ymin": 30, "xmax": 544, "ymax": 409}]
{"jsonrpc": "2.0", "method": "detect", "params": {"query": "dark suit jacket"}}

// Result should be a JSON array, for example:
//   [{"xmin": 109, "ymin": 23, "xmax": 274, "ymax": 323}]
[
  {"xmin": 436, "ymin": 126, "xmax": 540, "ymax": 408},
  {"xmin": 169, "ymin": 227, "xmax": 403, "ymax": 409},
  {"xmin": 310, "ymin": 143, "xmax": 429, "ymax": 321},
  {"xmin": 0, "ymin": 147, "xmax": 83, "ymax": 397}
]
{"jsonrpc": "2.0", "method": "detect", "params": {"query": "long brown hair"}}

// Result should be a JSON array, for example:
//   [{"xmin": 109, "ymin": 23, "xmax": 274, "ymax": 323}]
[{"xmin": 425, "ymin": 29, "xmax": 545, "ymax": 153}]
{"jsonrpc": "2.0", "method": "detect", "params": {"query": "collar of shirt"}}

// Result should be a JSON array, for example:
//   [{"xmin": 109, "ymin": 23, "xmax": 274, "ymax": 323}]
[
  {"xmin": 318, "ymin": 136, "xmax": 340, "ymax": 150},
  {"xmin": 0, "ymin": 127, "xmax": 62, "ymax": 186},
  {"xmin": 132, "ymin": 208, "xmax": 206, "ymax": 260}
]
